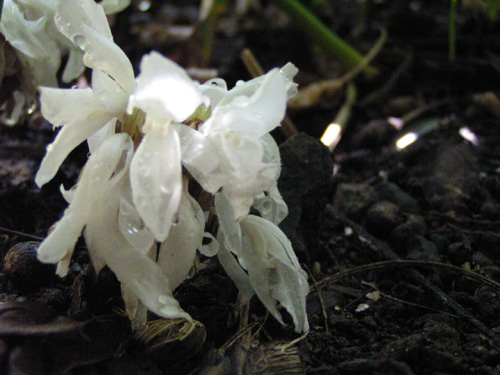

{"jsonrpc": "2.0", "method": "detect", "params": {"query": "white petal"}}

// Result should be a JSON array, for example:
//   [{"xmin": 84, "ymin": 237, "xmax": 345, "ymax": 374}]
[
  {"xmin": 211, "ymin": 132, "xmax": 279, "ymax": 220},
  {"xmin": 87, "ymin": 120, "xmax": 116, "ymax": 154},
  {"xmin": 253, "ymin": 186, "xmax": 288, "ymax": 225},
  {"xmin": 56, "ymin": 0, "xmax": 112, "ymax": 41},
  {"xmin": 217, "ymin": 234, "xmax": 254, "ymax": 302},
  {"xmin": 239, "ymin": 219, "xmax": 284, "ymax": 325},
  {"xmin": 84, "ymin": 171, "xmax": 190, "ymax": 321},
  {"xmin": 37, "ymin": 133, "xmax": 134, "ymax": 264},
  {"xmin": 241, "ymin": 216, "xmax": 309, "ymax": 332},
  {"xmin": 118, "ymin": 193, "xmax": 155, "ymax": 254},
  {"xmin": 200, "ymin": 233, "xmax": 219, "ymax": 257},
  {"xmin": 0, "ymin": 0, "xmax": 53, "ymax": 59},
  {"xmin": 61, "ymin": 48, "xmax": 85, "ymax": 83},
  {"xmin": 128, "ymin": 52, "xmax": 204, "ymax": 126},
  {"xmin": 130, "ymin": 130, "xmax": 182, "ymax": 241},
  {"xmin": 35, "ymin": 87, "xmax": 115, "ymax": 186},
  {"xmin": 174, "ymin": 124, "xmax": 226, "ymax": 193},
  {"xmin": 201, "ymin": 69, "xmax": 286, "ymax": 137},
  {"xmin": 157, "ymin": 189, "xmax": 204, "ymax": 289},
  {"xmin": 100, "ymin": 0, "xmax": 131, "ymax": 14},
  {"xmin": 214, "ymin": 194, "xmax": 241, "ymax": 255},
  {"xmin": 280, "ymin": 62, "xmax": 299, "ymax": 99},
  {"xmin": 200, "ymin": 78, "xmax": 228, "ymax": 107},
  {"xmin": 55, "ymin": 0, "xmax": 134, "ymax": 93}
]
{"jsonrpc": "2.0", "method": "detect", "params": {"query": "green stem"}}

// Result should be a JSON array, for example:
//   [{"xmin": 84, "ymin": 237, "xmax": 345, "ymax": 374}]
[
  {"xmin": 449, "ymin": 0, "xmax": 457, "ymax": 62},
  {"xmin": 270, "ymin": 0, "xmax": 378, "ymax": 76},
  {"xmin": 0, "ymin": 0, "xmax": 3, "ymax": 22}
]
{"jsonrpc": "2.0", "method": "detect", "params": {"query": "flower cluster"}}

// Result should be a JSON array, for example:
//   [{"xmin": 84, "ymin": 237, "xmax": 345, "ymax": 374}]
[
  {"xmin": 35, "ymin": 0, "xmax": 309, "ymax": 332},
  {"xmin": 0, "ymin": 0, "xmax": 130, "ymax": 124}
]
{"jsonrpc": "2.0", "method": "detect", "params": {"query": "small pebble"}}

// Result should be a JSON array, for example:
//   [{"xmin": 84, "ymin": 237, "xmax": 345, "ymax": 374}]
[
  {"xmin": 391, "ymin": 215, "xmax": 427, "ymax": 251},
  {"xmin": 2, "ymin": 242, "xmax": 55, "ymax": 293},
  {"xmin": 375, "ymin": 181, "xmax": 421, "ymax": 214},
  {"xmin": 333, "ymin": 183, "xmax": 379, "ymax": 221},
  {"xmin": 366, "ymin": 201, "xmax": 404, "ymax": 237},
  {"xmin": 406, "ymin": 236, "xmax": 440, "ymax": 262}
]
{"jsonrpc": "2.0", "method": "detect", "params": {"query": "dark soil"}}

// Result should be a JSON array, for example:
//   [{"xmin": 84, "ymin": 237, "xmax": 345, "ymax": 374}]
[{"xmin": 2, "ymin": 1, "xmax": 500, "ymax": 374}]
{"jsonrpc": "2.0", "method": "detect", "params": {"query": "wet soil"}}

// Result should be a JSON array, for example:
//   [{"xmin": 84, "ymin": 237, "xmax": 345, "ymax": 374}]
[{"xmin": 2, "ymin": 0, "xmax": 500, "ymax": 374}]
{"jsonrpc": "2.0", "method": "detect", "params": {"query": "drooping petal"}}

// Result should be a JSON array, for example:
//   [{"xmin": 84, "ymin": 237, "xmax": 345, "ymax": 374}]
[
  {"xmin": 239, "ymin": 219, "xmax": 284, "ymax": 325},
  {"xmin": 176, "ymin": 124, "xmax": 280, "ymax": 220},
  {"xmin": 128, "ymin": 52, "xmax": 205, "ymax": 128},
  {"xmin": 35, "ymin": 87, "xmax": 116, "ymax": 186},
  {"xmin": 241, "ymin": 215, "xmax": 309, "ymax": 332},
  {"xmin": 61, "ymin": 48, "xmax": 86, "ymax": 83},
  {"xmin": 157, "ymin": 187, "xmax": 205, "ymax": 290},
  {"xmin": 216, "ymin": 232, "xmax": 254, "ymax": 302},
  {"xmin": 55, "ymin": 0, "xmax": 112, "ymax": 40},
  {"xmin": 84, "ymin": 187, "xmax": 190, "ymax": 321},
  {"xmin": 0, "ymin": 0, "xmax": 61, "ymax": 87},
  {"xmin": 37, "ymin": 133, "xmax": 134, "ymax": 264},
  {"xmin": 212, "ymin": 132, "xmax": 280, "ymax": 220},
  {"xmin": 87, "ymin": 120, "xmax": 116, "ymax": 154},
  {"xmin": 130, "ymin": 130, "xmax": 182, "ymax": 242},
  {"xmin": 55, "ymin": 0, "xmax": 134, "ymax": 93},
  {"xmin": 174, "ymin": 124, "xmax": 225, "ymax": 193},
  {"xmin": 253, "ymin": 134, "xmax": 288, "ymax": 224},
  {"xmin": 214, "ymin": 194, "xmax": 241, "ymax": 256},
  {"xmin": 0, "ymin": 0, "xmax": 54, "ymax": 59},
  {"xmin": 253, "ymin": 186, "xmax": 288, "ymax": 225},
  {"xmin": 118, "ymin": 192, "xmax": 155, "ymax": 254}
]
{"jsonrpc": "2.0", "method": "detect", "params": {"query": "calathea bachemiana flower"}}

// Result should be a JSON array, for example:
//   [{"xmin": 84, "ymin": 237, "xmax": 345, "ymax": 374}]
[{"xmin": 36, "ymin": 0, "xmax": 309, "ymax": 332}]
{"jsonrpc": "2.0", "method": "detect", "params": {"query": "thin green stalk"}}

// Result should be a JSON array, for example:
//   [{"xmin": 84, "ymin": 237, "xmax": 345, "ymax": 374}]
[
  {"xmin": 449, "ymin": 0, "xmax": 457, "ymax": 62},
  {"xmin": 270, "ymin": 0, "xmax": 378, "ymax": 76},
  {"xmin": 0, "ymin": 0, "xmax": 3, "ymax": 22}
]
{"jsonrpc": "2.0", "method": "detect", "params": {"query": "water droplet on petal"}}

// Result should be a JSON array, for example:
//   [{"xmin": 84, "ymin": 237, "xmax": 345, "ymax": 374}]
[{"xmin": 73, "ymin": 34, "xmax": 88, "ymax": 50}]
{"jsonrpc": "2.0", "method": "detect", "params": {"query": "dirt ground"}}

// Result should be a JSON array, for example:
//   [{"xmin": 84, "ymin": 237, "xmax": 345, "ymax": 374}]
[{"xmin": 2, "ymin": 1, "xmax": 500, "ymax": 374}]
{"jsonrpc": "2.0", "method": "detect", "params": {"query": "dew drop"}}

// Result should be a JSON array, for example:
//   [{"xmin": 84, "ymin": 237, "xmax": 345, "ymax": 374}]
[{"xmin": 73, "ymin": 34, "xmax": 87, "ymax": 50}]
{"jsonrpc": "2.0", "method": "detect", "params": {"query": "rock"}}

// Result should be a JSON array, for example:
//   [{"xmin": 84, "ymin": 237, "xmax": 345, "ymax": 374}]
[
  {"xmin": 375, "ymin": 181, "xmax": 420, "ymax": 214},
  {"xmin": 333, "ymin": 183, "xmax": 378, "ymax": 221},
  {"xmin": 2, "ymin": 242, "xmax": 55, "ymax": 293},
  {"xmin": 480, "ymin": 201, "xmax": 500, "ymax": 220},
  {"xmin": 0, "ymin": 301, "xmax": 131, "ymax": 374},
  {"xmin": 353, "ymin": 119, "xmax": 397, "ymax": 149},
  {"xmin": 366, "ymin": 201, "xmax": 405, "ymax": 237},
  {"xmin": 406, "ymin": 236, "xmax": 440, "ymax": 262},
  {"xmin": 135, "ymin": 318, "xmax": 206, "ymax": 368},
  {"xmin": 278, "ymin": 133, "xmax": 333, "ymax": 260},
  {"xmin": 391, "ymin": 215, "xmax": 427, "ymax": 251}
]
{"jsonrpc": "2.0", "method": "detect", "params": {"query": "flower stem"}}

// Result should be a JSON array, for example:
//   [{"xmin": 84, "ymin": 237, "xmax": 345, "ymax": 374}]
[{"xmin": 269, "ymin": 0, "xmax": 378, "ymax": 77}]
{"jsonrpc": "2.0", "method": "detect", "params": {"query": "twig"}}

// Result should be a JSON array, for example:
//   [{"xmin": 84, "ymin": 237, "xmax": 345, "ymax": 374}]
[
  {"xmin": 303, "ymin": 263, "xmax": 329, "ymax": 332},
  {"xmin": 0, "ymin": 226, "xmax": 44, "ymax": 241},
  {"xmin": 323, "ymin": 204, "xmax": 500, "ymax": 349}
]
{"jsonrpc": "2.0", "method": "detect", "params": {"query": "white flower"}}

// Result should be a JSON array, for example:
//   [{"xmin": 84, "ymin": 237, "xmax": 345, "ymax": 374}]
[
  {"xmin": 35, "ymin": 0, "xmax": 134, "ymax": 186},
  {"xmin": 35, "ymin": 0, "xmax": 204, "ymax": 242},
  {"xmin": 0, "ymin": 0, "xmax": 131, "ymax": 88},
  {"xmin": 176, "ymin": 64, "xmax": 298, "ymax": 221},
  {"xmin": 34, "ymin": 0, "xmax": 308, "ymax": 333}
]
